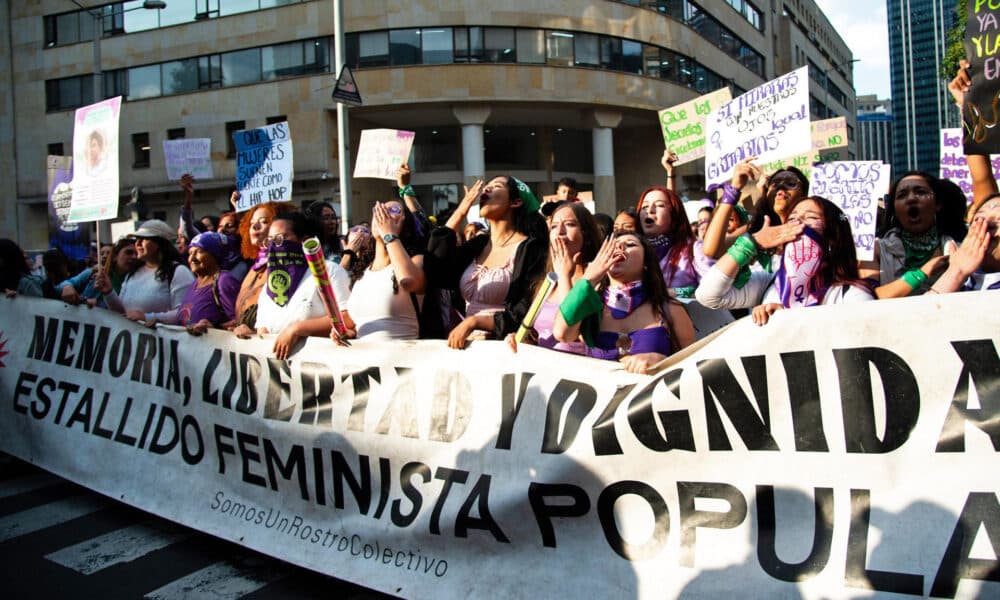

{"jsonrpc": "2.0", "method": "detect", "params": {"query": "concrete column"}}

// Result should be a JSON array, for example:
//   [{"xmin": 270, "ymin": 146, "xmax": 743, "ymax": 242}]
[
  {"xmin": 591, "ymin": 109, "xmax": 622, "ymax": 215},
  {"xmin": 453, "ymin": 105, "xmax": 491, "ymax": 187}
]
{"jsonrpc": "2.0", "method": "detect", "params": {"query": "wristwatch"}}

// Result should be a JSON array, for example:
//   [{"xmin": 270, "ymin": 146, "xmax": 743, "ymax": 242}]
[{"xmin": 382, "ymin": 233, "xmax": 400, "ymax": 245}]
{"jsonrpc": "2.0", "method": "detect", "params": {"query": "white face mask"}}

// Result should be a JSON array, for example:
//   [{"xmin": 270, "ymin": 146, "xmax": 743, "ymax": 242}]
[{"xmin": 774, "ymin": 227, "xmax": 826, "ymax": 308}]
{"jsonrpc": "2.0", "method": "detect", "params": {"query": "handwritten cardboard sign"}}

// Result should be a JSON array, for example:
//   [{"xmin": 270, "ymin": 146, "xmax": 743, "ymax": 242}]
[
  {"xmin": 233, "ymin": 122, "xmax": 294, "ymax": 212},
  {"xmin": 163, "ymin": 138, "xmax": 213, "ymax": 181},
  {"xmin": 69, "ymin": 97, "xmax": 122, "ymax": 223},
  {"xmin": 809, "ymin": 161, "xmax": 891, "ymax": 261},
  {"xmin": 353, "ymin": 129, "xmax": 416, "ymax": 180},
  {"xmin": 761, "ymin": 117, "xmax": 849, "ymax": 178},
  {"xmin": 940, "ymin": 127, "xmax": 1000, "ymax": 205},
  {"xmin": 705, "ymin": 66, "xmax": 811, "ymax": 186},
  {"xmin": 962, "ymin": 1, "xmax": 1000, "ymax": 154},
  {"xmin": 658, "ymin": 88, "xmax": 732, "ymax": 166}
]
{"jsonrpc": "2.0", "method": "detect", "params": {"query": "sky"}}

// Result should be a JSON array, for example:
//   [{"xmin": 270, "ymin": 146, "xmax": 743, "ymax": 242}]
[{"xmin": 814, "ymin": 0, "xmax": 892, "ymax": 99}]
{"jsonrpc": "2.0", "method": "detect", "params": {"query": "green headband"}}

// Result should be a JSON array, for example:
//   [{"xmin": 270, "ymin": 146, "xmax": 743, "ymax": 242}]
[{"xmin": 510, "ymin": 177, "xmax": 540, "ymax": 214}]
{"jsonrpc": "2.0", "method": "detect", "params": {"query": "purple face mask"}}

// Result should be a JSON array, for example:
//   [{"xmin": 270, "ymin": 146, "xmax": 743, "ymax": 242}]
[{"xmin": 264, "ymin": 239, "xmax": 308, "ymax": 307}]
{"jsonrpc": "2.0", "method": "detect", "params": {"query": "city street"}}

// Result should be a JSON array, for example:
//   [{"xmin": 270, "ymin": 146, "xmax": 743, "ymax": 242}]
[{"xmin": 0, "ymin": 454, "xmax": 396, "ymax": 599}]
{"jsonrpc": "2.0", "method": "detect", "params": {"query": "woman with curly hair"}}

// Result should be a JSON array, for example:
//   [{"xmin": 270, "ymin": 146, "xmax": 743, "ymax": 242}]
[{"xmin": 229, "ymin": 200, "xmax": 296, "ymax": 333}]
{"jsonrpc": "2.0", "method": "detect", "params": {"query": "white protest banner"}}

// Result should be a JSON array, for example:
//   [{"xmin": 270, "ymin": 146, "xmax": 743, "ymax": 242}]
[
  {"xmin": 353, "ymin": 129, "xmax": 416, "ymax": 180},
  {"xmin": 940, "ymin": 128, "xmax": 1000, "ymax": 205},
  {"xmin": 809, "ymin": 161, "xmax": 891, "ymax": 261},
  {"xmin": 705, "ymin": 66, "xmax": 811, "ymax": 186},
  {"xmin": 234, "ymin": 121, "xmax": 293, "ymax": 212},
  {"xmin": 163, "ymin": 138, "xmax": 213, "ymax": 181},
  {"xmin": 762, "ymin": 116, "xmax": 848, "ymax": 178},
  {"xmin": 69, "ymin": 96, "xmax": 122, "ymax": 223},
  {"xmin": 2, "ymin": 293, "xmax": 999, "ymax": 599},
  {"xmin": 658, "ymin": 88, "xmax": 732, "ymax": 166}
]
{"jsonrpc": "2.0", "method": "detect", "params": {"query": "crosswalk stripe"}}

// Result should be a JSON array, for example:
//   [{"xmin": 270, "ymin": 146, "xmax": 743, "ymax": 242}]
[
  {"xmin": 45, "ymin": 521, "xmax": 194, "ymax": 575},
  {"xmin": 0, "ymin": 495, "xmax": 109, "ymax": 543},
  {"xmin": 143, "ymin": 557, "xmax": 288, "ymax": 600},
  {"xmin": 0, "ymin": 472, "xmax": 61, "ymax": 499}
]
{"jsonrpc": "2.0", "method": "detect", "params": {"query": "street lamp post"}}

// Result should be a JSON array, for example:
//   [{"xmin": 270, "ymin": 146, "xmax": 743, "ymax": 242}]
[
  {"xmin": 69, "ymin": 0, "xmax": 167, "ymax": 104},
  {"xmin": 823, "ymin": 58, "xmax": 860, "ymax": 118}
]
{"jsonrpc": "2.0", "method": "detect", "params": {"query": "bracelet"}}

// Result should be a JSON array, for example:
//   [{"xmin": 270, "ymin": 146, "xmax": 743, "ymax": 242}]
[
  {"xmin": 901, "ymin": 269, "xmax": 928, "ymax": 290},
  {"xmin": 726, "ymin": 235, "xmax": 759, "ymax": 268},
  {"xmin": 719, "ymin": 182, "xmax": 739, "ymax": 206},
  {"xmin": 399, "ymin": 184, "xmax": 415, "ymax": 198},
  {"xmin": 342, "ymin": 249, "xmax": 357, "ymax": 260}
]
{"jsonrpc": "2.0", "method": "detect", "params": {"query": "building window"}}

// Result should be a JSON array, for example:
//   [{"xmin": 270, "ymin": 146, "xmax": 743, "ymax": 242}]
[
  {"xmin": 516, "ymin": 29, "xmax": 544, "ymax": 64},
  {"xmin": 454, "ymin": 27, "xmax": 483, "ymax": 63},
  {"xmin": 421, "ymin": 28, "xmax": 454, "ymax": 64},
  {"xmin": 226, "ymin": 120, "xmax": 245, "ymax": 159},
  {"xmin": 485, "ymin": 126, "xmax": 538, "ymax": 170},
  {"xmin": 132, "ymin": 132, "xmax": 151, "ymax": 168},
  {"xmin": 411, "ymin": 126, "xmax": 460, "ymax": 172},
  {"xmin": 199, "ymin": 55, "xmax": 223, "ymax": 89},
  {"xmin": 262, "ymin": 39, "xmax": 329, "ymax": 80},
  {"xmin": 575, "ymin": 33, "xmax": 600, "ymax": 68},
  {"xmin": 222, "ymin": 48, "xmax": 262, "ymax": 86},
  {"xmin": 104, "ymin": 70, "xmax": 126, "ymax": 99},
  {"xmin": 352, "ymin": 31, "xmax": 389, "ymax": 67},
  {"xmin": 389, "ymin": 29, "xmax": 421, "ymax": 65},
  {"xmin": 162, "ymin": 58, "xmax": 199, "ymax": 95},
  {"xmin": 48, "ymin": 143, "xmax": 65, "ymax": 156},
  {"xmin": 546, "ymin": 31, "xmax": 574, "ymax": 67},
  {"xmin": 167, "ymin": 128, "xmax": 186, "ymax": 140},
  {"xmin": 45, "ymin": 75, "xmax": 93, "ymax": 112},
  {"xmin": 483, "ymin": 28, "xmax": 515, "ymax": 63},
  {"xmin": 127, "ymin": 64, "xmax": 161, "ymax": 100},
  {"xmin": 553, "ymin": 129, "xmax": 593, "ymax": 172},
  {"xmin": 266, "ymin": 115, "xmax": 287, "ymax": 124}
]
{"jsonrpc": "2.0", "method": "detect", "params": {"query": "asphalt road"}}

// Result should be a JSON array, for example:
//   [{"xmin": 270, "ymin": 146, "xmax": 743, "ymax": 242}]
[{"xmin": 0, "ymin": 454, "xmax": 398, "ymax": 599}]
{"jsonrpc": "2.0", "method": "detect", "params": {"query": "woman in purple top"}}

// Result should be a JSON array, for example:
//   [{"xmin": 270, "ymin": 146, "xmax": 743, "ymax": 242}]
[
  {"xmin": 636, "ymin": 186, "xmax": 714, "ymax": 298},
  {"xmin": 554, "ymin": 231, "xmax": 696, "ymax": 375},
  {"xmin": 166, "ymin": 232, "xmax": 241, "ymax": 332}
]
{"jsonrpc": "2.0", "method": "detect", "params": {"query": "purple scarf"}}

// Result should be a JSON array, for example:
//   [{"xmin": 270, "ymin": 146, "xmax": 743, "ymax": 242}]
[
  {"xmin": 604, "ymin": 281, "xmax": 647, "ymax": 319},
  {"xmin": 252, "ymin": 246, "xmax": 269, "ymax": 272},
  {"xmin": 265, "ymin": 240, "xmax": 308, "ymax": 307}
]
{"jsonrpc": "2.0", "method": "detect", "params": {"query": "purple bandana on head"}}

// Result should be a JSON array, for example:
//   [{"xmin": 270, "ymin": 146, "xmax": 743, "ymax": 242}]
[
  {"xmin": 265, "ymin": 240, "xmax": 308, "ymax": 307},
  {"xmin": 603, "ymin": 281, "xmax": 647, "ymax": 319},
  {"xmin": 772, "ymin": 226, "xmax": 828, "ymax": 308},
  {"xmin": 189, "ymin": 232, "xmax": 242, "ymax": 271}
]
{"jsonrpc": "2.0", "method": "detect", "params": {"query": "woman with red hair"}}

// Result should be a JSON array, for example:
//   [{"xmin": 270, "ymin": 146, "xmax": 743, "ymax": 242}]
[
  {"xmin": 229, "ymin": 200, "xmax": 296, "ymax": 334},
  {"xmin": 636, "ymin": 186, "xmax": 713, "ymax": 298}
]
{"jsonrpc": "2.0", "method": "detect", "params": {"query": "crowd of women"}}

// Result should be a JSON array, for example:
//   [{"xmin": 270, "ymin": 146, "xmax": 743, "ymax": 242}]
[{"xmin": 3, "ymin": 131, "xmax": 999, "ymax": 374}]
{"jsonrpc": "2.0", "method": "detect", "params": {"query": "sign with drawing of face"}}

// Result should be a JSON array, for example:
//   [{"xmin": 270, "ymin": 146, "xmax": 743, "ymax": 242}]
[{"xmin": 69, "ymin": 97, "xmax": 122, "ymax": 223}]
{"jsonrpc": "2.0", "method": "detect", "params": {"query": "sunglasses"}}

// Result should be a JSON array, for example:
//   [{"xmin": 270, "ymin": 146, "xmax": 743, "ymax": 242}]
[
  {"xmin": 266, "ymin": 233, "xmax": 287, "ymax": 246},
  {"xmin": 769, "ymin": 176, "xmax": 802, "ymax": 191},
  {"xmin": 350, "ymin": 226, "xmax": 370, "ymax": 235}
]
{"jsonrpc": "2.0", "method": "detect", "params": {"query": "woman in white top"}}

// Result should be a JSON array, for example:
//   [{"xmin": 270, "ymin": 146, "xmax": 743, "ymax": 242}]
[
  {"xmin": 97, "ymin": 219, "xmax": 194, "ymax": 322},
  {"xmin": 696, "ymin": 196, "xmax": 873, "ymax": 325},
  {"xmin": 254, "ymin": 213, "xmax": 351, "ymax": 359},
  {"xmin": 339, "ymin": 198, "xmax": 426, "ymax": 341}
]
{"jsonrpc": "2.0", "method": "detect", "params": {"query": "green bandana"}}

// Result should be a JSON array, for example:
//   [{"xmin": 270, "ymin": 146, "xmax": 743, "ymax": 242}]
[{"xmin": 510, "ymin": 177, "xmax": 540, "ymax": 214}]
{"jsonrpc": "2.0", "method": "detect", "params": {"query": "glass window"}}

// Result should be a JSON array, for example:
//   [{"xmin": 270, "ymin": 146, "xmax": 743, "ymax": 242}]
[
  {"xmin": 222, "ymin": 48, "xmax": 261, "ymax": 86},
  {"xmin": 454, "ymin": 26, "xmax": 484, "ymax": 63},
  {"xmin": 574, "ymin": 33, "xmax": 599, "ymax": 67},
  {"xmin": 553, "ymin": 129, "xmax": 592, "ymax": 172},
  {"xmin": 196, "ymin": 0, "xmax": 221, "ymax": 19},
  {"xmin": 600, "ymin": 37, "xmax": 621, "ymax": 71},
  {"xmin": 262, "ymin": 41, "xmax": 304, "ymax": 80},
  {"xmin": 411, "ymin": 126, "xmax": 459, "ymax": 172},
  {"xmin": 516, "ymin": 29, "xmax": 544, "ymax": 64},
  {"xmin": 226, "ymin": 120, "xmax": 245, "ymax": 158},
  {"xmin": 122, "ymin": 2, "xmax": 158, "ymax": 33},
  {"xmin": 46, "ymin": 76, "xmax": 93, "ymax": 112},
  {"xmin": 261, "ymin": 0, "xmax": 298, "ymax": 8},
  {"xmin": 199, "ymin": 55, "xmax": 222, "ymax": 88},
  {"xmin": 643, "ymin": 45, "xmax": 660, "ymax": 79},
  {"xmin": 104, "ymin": 69, "xmax": 126, "ymax": 99},
  {"xmin": 546, "ymin": 31, "xmax": 574, "ymax": 67},
  {"xmin": 157, "ymin": 0, "xmax": 192, "ymax": 27},
  {"xmin": 55, "ymin": 12, "xmax": 81, "ymax": 45},
  {"xmin": 167, "ymin": 127, "xmax": 186, "ymax": 139},
  {"xmin": 220, "ymin": 0, "xmax": 258, "ymax": 16},
  {"xmin": 421, "ymin": 28, "xmax": 453, "ymax": 65},
  {"xmin": 622, "ymin": 40, "xmax": 643, "ymax": 74},
  {"xmin": 483, "ymin": 28, "xmax": 515, "ymax": 63},
  {"xmin": 161, "ymin": 58, "xmax": 199, "ymax": 95},
  {"xmin": 390, "ymin": 29, "xmax": 420, "ymax": 65},
  {"xmin": 128, "ymin": 64, "xmax": 162, "ymax": 100},
  {"xmin": 358, "ymin": 31, "xmax": 389, "ymax": 67},
  {"xmin": 48, "ymin": 142, "xmax": 65, "ymax": 156},
  {"xmin": 132, "ymin": 132, "xmax": 151, "ymax": 168},
  {"xmin": 484, "ymin": 126, "xmax": 538, "ymax": 170},
  {"xmin": 266, "ymin": 115, "xmax": 287, "ymax": 124}
]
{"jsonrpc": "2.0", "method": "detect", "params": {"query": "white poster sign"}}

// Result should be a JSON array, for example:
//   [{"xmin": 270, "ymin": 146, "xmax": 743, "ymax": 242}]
[
  {"xmin": 809, "ymin": 161, "xmax": 891, "ymax": 261},
  {"xmin": 705, "ymin": 66, "xmax": 811, "ymax": 186},
  {"xmin": 762, "ymin": 116, "xmax": 849, "ymax": 178},
  {"xmin": 1, "ymin": 293, "xmax": 999, "ymax": 599},
  {"xmin": 163, "ymin": 138, "xmax": 213, "ymax": 181},
  {"xmin": 939, "ymin": 128, "xmax": 1000, "ymax": 205},
  {"xmin": 69, "ymin": 97, "xmax": 122, "ymax": 223},
  {"xmin": 658, "ymin": 88, "xmax": 732, "ymax": 166},
  {"xmin": 354, "ymin": 129, "xmax": 416, "ymax": 180},
  {"xmin": 234, "ymin": 122, "xmax": 294, "ymax": 212}
]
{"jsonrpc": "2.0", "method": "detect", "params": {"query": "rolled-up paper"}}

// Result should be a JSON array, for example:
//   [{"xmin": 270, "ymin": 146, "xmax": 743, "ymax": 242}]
[
  {"xmin": 302, "ymin": 237, "xmax": 347, "ymax": 336},
  {"xmin": 515, "ymin": 272, "xmax": 558, "ymax": 343}
]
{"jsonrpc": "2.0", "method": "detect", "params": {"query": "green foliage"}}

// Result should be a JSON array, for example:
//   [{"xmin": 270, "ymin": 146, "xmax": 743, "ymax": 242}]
[{"xmin": 942, "ymin": 0, "xmax": 967, "ymax": 79}]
